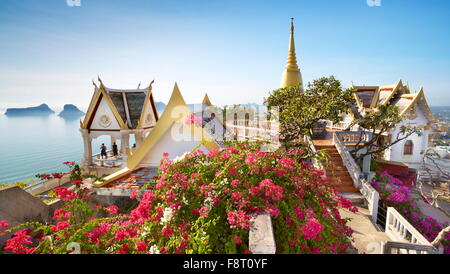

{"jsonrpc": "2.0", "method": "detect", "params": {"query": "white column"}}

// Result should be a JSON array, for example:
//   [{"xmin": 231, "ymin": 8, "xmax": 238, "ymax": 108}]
[
  {"xmin": 80, "ymin": 130, "xmax": 93, "ymax": 166},
  {"xmin": 135, "ymin": 130, "xmax": 145, "ymax": 148},
  {"xmin": 120, "ymin": 132, "xmax": 130, "ymax": 162}
]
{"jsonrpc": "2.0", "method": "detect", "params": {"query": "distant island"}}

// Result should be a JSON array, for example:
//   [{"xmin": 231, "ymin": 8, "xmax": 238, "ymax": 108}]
[
  {"xmin": 58, "ymin": 104, "xmax": 85, "ymax": 119},
  {"xmin": 5, "ymin": 104, "xmax": 55, "ymax": 116}
]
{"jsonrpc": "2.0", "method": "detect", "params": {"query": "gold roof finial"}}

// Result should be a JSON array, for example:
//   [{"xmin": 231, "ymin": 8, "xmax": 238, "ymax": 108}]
[
  {"xmin": 97, "ymin": 75, "xmax": 103, "ymax": 86},
  {"xmin": 280, "ymin": 18, "xmax": 303, "ymax": 90}
]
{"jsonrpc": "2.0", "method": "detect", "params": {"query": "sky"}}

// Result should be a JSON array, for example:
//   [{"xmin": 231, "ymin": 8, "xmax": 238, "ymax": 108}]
[{"xmin": 0, "ymin": 0, "xmax": 449, "ymax": 111}]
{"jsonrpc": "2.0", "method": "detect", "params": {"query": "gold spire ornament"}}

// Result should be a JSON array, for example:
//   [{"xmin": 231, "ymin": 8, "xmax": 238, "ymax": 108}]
[{"xmin": 280, "ymin": 18, "xmax": 303, "ymax": 90}]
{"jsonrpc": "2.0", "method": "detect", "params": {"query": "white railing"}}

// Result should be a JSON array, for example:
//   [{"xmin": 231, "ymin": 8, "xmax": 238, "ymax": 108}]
[
  {"xmin": 91, "ymin": 158, "xmax": 125, "ymax": 168},
  {"xmin": 359, "ymin": 178, "xmax": 379, "ymax": 223},
  {"xmin": 225, "ymin": 124, "xmax": 279, "ymax": 143},
  {"xmin": 92, "ymin": 150, "xmax": 125, "ymax": 168},
  {"xmin": 384, "ymin": 207, "xmax": 443, "ymax": 254},
  {"xmin": 336, "ymin": 131, "xmax": 371, "ymax": 144},
  {"xmin": 304, "ymin": 135, "xmax": 324, "ymax": 172},
  {"xmin": 24, "ymin": 173, "xmax": 71, "ymax": 196},
  {"xmin": 334, "ymin": 132, "xmax": 380, "ymax": 223},
  {"xmin": 322, "ymin": 120, "xmax": 352, "ymax": 131},
  {"xmin": 382, "ymin": 241, "xmax": 442, "ymax": 254},
  {"xmin": 333, "ymin": 132, "xmax": 362, "ymax": 188}
]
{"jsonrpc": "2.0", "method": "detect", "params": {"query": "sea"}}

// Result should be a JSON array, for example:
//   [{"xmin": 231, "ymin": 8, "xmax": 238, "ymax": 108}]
[{"xmin": 0, "ymin": 113, "xmax": 134, "ymax": 184}]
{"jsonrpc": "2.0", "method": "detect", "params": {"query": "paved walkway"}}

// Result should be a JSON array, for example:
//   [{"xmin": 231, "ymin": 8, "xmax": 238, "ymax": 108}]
[{"xmin": 340, "ymin": 207, "xmax": 390, "ymax": 254}]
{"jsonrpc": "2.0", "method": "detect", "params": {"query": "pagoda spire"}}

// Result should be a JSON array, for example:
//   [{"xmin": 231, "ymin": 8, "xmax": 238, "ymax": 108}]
[{"xmin": 280, "ymin": 18, "xmax": 303, "ymax": 90}]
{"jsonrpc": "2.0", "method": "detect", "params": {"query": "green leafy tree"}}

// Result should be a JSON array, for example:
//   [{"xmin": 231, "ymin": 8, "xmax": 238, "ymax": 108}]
[{"xmin": 264, "ymin": 76, "xmax": 355, "ymax": 147}]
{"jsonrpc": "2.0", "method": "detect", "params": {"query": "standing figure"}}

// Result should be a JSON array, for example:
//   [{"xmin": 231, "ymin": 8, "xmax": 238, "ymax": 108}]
[
  {"xmin": 112, "ymin": 142, "xmax": 118, "ymax": 157},
  {"xmin": 100, "ymin": 143, "xmax": 107, "ymax": 159}
]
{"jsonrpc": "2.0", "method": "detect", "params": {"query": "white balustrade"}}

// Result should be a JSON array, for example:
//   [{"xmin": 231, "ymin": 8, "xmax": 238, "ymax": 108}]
[
  {"xmin": 359, "ymin": 178, "xmax": 379, "ymax": 223},
  {"xmin": 384, "ymin": 207, "xmax": 442, "ymax": 254}
]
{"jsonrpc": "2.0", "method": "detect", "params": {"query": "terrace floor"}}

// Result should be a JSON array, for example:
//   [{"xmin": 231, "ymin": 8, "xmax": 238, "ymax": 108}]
[{"xmin": 339, "ymin": 207, "xmax": 390, "ymax": 254}]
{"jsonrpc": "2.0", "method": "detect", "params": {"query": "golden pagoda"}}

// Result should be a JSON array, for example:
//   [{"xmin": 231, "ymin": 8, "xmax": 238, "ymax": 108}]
[{"xmin": 280, "ymin": 18, "xmax": 303, "ymax": 90}]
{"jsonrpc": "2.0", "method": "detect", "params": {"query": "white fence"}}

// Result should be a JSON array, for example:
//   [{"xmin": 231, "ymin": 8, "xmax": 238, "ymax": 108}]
[
  {"xmin": 92, "ymin": 150, "xmax": 125, "ymax": 168},
  {"xmin": 384, "ymin": 207, "xmax": 443, "ymax": 254}
]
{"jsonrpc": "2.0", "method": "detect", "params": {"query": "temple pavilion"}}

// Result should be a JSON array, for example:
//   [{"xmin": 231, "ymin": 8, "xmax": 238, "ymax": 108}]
[{"xmin": 79, "ymin": 78, "xmax": 159, "ymax": 172}]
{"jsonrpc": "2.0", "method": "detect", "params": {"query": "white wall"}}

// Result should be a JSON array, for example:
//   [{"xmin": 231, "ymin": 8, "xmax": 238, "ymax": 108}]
[
  {"xmin": 139, "ymin": 121, "xmax": 209, "ymax": 166},
  {"xmin": 386, "ymin": 106, "xmax": 431, "ymax": 164}
]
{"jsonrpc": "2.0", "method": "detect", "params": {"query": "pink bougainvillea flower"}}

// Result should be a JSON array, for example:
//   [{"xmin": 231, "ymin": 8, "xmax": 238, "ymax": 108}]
[
  {"xmin": 56, "ymin": 221, "xmax": 70, "ymax": 231},
  {"xmin": 106, "ymin": 206, "xmax": 119, "ymax": 215},
  {"xmin": 0, "ymin": 220, "xmax": 8, "ymax": 228},
  {"xmin": 227, "ymin": 210, "xmax": 251, "ymax": 229},
  {"xmin": 4, "ymin": 229, "xmax": 35, "ymax": 254},
  {"xmin": 231, "ymin": 179, "xmax": 240, "ymax": 188},
  {"xmin": 54, "ymin": 187, "xmax": 76, "ymax": 201},
  {"xmin": 207, "ymin": 148, "xmax": 220, "ymax": 158},
  {"xmin": 233, "ymin": 236, "xmax": 242, "ymax": 245},
  {"xmin": 135, "ymin": 241, "xmax": 147, "ymax": 252},
  {"xmin": 130, "ymin": 190, "xmax": 139, "ymax": 200},
  {"xmin": 302, "ymin": 217, "xmax": 325, "ymax": 240},
  {"xmin": 162, "ymin": 226, "xmax": 174, "ymax": 238}
]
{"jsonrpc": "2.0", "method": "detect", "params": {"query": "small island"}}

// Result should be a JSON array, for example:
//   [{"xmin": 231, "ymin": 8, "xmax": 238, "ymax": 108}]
[
  {"xmin": 5, "ymin": 104, "xmax": 55, "ymax": 116},
  {"xmin": 58, "ymin": 104, "xmax": 85, "ymax": 119}
]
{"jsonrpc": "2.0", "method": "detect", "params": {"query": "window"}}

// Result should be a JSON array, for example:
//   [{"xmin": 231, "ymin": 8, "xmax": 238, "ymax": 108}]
[{"xmin": 404, "ymin": 140, "xmax": 413, "ymax": 155}]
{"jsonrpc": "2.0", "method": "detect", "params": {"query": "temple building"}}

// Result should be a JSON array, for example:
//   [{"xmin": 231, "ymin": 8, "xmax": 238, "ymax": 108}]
[
  {"xmin": 79, "ymin": 78, "xmax": 159, "ymax": 174},
  {"xmin": 350, "ymin": 80, "xmax": 436, "ymax": 168},
  {"xmin": 91, "ymin": 83, "xmax": 227, "ymax": 195}
]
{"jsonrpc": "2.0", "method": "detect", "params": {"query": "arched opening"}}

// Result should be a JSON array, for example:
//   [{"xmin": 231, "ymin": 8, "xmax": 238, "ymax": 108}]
[{"xmin": 403, "ymin": 140, "xmax": 413, "ymax": 155}]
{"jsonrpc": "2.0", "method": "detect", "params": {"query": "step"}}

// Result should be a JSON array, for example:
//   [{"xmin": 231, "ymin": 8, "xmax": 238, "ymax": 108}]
[
  {"xmin": 331, "ymin": 182, "xmax": 355, "ymax": 188},
  {"xmin": 327, "ymin": 170, "xmax": 349, "ymax": 176},
  {"xmin": 315, "ymin": 147, "xmax": 336, "ymax": 151},
  {"xmin": 325, "ymin": 166, "xmax": 347, "ymax": 171},
  {"xmin": 336, "ymin": 186, "xmax": 360, "ymax": 193},
  {"xmin": 330, "ymin": 180, "xmax": 354, "ymax": 187},
  {"xmin": 339, "ymin": 192, "xmax": 365, "ymax": 207}
]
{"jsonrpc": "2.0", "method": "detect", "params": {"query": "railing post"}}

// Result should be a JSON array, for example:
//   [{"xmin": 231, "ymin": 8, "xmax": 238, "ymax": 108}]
[
  {"xmin": 372, "ymin": 190, "xmax": 379, "ymax": 224},
  {"xmin": 249, "ymin": 213, "xmax": 276, "ymax": 254}
]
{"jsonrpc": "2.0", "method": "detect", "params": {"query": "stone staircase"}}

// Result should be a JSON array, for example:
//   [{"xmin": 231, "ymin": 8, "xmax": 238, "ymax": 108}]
[{"xmin": 315, "ymin": 144, "xmax": 360, "ymax": 193}]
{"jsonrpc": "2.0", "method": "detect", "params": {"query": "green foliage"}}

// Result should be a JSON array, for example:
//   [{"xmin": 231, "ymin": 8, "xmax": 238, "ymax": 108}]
[
  {"xmin": 0, "ymin": 181, "xmax": 29, "ymax": 189},
  {"xmin": 264, "ymin": 76, "xmax": 355, "ymax": 147}
]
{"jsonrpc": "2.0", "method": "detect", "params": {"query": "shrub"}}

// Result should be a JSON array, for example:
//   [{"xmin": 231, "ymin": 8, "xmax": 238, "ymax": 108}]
[{"xmin": 1, "ymin": 142, "xmax": 356, "ymax": 254}]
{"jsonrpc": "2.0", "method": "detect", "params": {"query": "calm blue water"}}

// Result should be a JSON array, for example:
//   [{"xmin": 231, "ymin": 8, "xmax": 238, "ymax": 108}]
[{"xmin": 0, "ymin": 114, "xmax": 129, "ymax": 184}]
